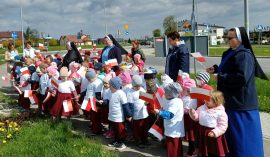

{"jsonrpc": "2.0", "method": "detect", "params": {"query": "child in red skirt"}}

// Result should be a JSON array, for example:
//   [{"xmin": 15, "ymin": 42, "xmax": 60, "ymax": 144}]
[
  {"xmin": 84, "ymin": 68, "xmax": 103, "ymax": 135},
  {"xmin": 38, "ymin": 63, "xmax": 49, "ymax": 114},
  {"xmin": 17, "ymin": 67, "xmax": 32, "ymax": 110},
  {"xmin": 108, "ymin": 76, "xmax": 131, "ymax": 150},
  {"xmin": 127, "ymin": 75, "xmax": 149, "ymax": 148},
  {"xmin": 154, "ymin": 82, "xmax": 185, "ymax": 157},
  {"xmin": 180, "ymin": 75, "xmax": 197, "ymax": 157},
  {"xmin": 101, "ymin": 74, "xmax": 113, "ymax": 138},
  {"xmin": 189, "ymin": 90, "xmax": 229, "ymax": 157},
  {"xmin": 50, "ymin": 67, "xmax": 79, "ymax": 119}
]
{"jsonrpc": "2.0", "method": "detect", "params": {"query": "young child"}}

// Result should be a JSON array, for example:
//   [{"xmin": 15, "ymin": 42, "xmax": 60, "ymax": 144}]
[
  {"xmin": 84, "ymin": 69, "xmax": 103, "ymax": 135},
  {"xmin": 181, "ymin": 76, "xmax": 197, "ymax": 157},
  {"xmin": 195, "ymin": 72, "xmax": 214, "ymax": 108},
  {"xmin": 154, "ymin": 82, "xmax": 185, "ymax": 157},
  {"xmin": 127, "ymin": 75, "xmax": 149, "ymax": 148},
  {"xmin": 107, "ymin": 76, "xmax": 131, "ymax": 150},
  {"xmin": 189, "ymin": 90, "xmax": 229, "ymax": 157},
  {"xmin": 50, "ymin": 67, "xmax": 79, "ymax": 119},
  {"xmin": 38, "ymin": 63, "xmax": 49, "ymax": 113},
  {"xmin": 101, "ymin": 75, "xmax": 113, "ymax": 138},
  {"xmin": 119, "ymin": 71, "xmax": 132, "ymax": 95},
  {"xmin": 17, "ymin": 67, "xmax": 32, "ymax": 110},
  {"xmin": 134, "ymin": 54, "xmax": 144, "ymax": 73}
]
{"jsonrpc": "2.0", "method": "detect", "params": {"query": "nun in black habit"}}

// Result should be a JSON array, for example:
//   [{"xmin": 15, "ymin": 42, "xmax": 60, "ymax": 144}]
[
  {"xmin": 207, "ymin": 27, "xmax": 267, "ymax": 157},
  {"xmin": 61, "ymin": 41, "xmax": 83, "ymax": 69}
]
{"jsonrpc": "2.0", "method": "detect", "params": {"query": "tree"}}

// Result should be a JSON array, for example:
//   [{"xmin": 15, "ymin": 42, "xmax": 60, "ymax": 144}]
[
  {"xmin": 128, "ymin": 38, "xmax": 131, "ymax": 44},
  {"xmin": 49, "ymin": 39, "xmax": 59, "ymax": 46},
  {"xmin": 163, "ymin": 16, "xmax": 177, "ymax": 35},
  {"xmin": 153, "ymin": 29, "xmax": 161, "ymax": 37},
  {"xmin": 24, "ymin": 26, "xmax": 39, "ymax": 41}
]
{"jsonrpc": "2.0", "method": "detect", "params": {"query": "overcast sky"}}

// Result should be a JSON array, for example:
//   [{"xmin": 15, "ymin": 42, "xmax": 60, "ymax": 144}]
[{"xmin": 0, "ymin": 0, "xmax": 269, "ymax": 39}]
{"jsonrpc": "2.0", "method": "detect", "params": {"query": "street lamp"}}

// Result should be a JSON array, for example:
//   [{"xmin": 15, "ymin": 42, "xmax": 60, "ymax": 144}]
[
  {"xmin": 244, "ymin": 0, "xmax": 249, "ymax": 37},
  {"xmin": 20, "ymin": 0, "xmax": 24, "ymax": 51}
]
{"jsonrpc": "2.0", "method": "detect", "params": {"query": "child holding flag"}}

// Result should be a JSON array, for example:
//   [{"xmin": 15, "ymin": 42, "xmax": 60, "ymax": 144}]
[
  {"xmin": 154, "ymin": 82, "xmax": 185, "ymax": 157},
  {"xmin": 50, "ymin": 67, "xmax": 79, "ymax": 119},
  {"xmin": 189, "ymin": 90, "xmax": 229, "ymax": 157}
]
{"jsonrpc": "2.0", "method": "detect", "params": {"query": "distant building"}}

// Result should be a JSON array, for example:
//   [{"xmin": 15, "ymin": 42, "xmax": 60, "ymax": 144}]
[
  {"xmin": 0, "ymin": 31, "xmax": 23, "ymax": 41},
  {"xmin": 177, "ymin": 20, "xmax": 225, "ymax": 45},
  {"xmin": 59, "ymin": 34, "xmax": 92, "ymax": 46}
]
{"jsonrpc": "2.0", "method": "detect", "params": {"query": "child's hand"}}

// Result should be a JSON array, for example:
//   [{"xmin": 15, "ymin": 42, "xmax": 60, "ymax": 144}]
[
  {"xmin": 154, "ymin": 109, "xmax": 160, "ymax": 114},
  {"xmin": 208, "ymin": 131, "xmax": 216, "ymax": 138},
  {"xmin": 98, "ymin": 100, "xmax": 104, "ymax": 104},
  {"xmin": 189, "ymin": 108, "xmax": 196, "ymax": 116},
  {"xmin": 126, "ymin": 117, "xmax": 132, "ymax": 122},
  {"xmin": 206, "ymin": 67, "xmax": 215, "ymax": 74}
]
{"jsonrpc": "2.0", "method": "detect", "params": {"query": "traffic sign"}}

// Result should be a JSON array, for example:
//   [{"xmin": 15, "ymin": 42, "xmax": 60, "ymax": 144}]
[
  {"xmin": 11, "ymin": 32, "xmax": 17, "ymax": 40},
  {"xmin": 125, "ymin": 31, "xmax": 129, "ymax": 35}
]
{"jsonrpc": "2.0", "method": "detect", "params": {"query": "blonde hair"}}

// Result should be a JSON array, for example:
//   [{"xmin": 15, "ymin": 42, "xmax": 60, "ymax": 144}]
[{"xmin": 210, "ymin": 90, "xmax": 224, "ymax": 106}]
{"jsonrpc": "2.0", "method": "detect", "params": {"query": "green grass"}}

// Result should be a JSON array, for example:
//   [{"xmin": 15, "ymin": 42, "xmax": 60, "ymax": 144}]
[
  {"xmin": 209, "ymin": 45, "xmax": 270, "ymax": 57},
  {"xmin": 0, "ymin": 120, "xmax": 119, "ymax": 157}
]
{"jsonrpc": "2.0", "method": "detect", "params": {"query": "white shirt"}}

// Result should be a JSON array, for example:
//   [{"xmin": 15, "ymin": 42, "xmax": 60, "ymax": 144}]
[
  {"xmin": 163, "ymin": 98, "xmax": 185, "ymax": 138},
  {"xmin": 85, "ymin": 79, "xmax": 103, "ymax": 99},
  {"xmin": 31, "ymin": 72, "xmax": 40, "ymax": 82},
  {"xmin": 127, "ymin": 88, "xmax": 148, "ymax": 120},
  {"xmin": 197, "ymin": 105, "xmax": 227, "ymax": 128},
  {"xmin": 57, "ymin": 80, "xmax": 76, "ymax": 93},
  {"xmin": 39, "ymin": 73, "xmax": 49, "ymax": 95},
  {"xmin": 23, "ymin": 48, "xmax": 36, "ymax": 58},
  {"xmin": 20, "ymin": 75, "xmax": 31, "ymax": 91},
  {"xmin": 122, "ymin": 84, "xmax": 132, "ymax": 95},
  {"xmin": 102, "ymin": 88, "xmax": 112, "ymax": 100},
  {"xmin": 182, "ymin": 96, "xmax": 197, "ymax": 112},
  {"xmin": 80, "ymin": 77, "xmax": 89, "ymax": 93},
  {"xmin": 108, "ymin": 90, "xmax": 128, "ymax": 122}
]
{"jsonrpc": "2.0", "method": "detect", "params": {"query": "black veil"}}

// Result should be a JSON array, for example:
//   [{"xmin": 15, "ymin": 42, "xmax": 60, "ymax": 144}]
[{"xmin": 107, "ymin": 34, "xmax": 128, "ymax": 55}]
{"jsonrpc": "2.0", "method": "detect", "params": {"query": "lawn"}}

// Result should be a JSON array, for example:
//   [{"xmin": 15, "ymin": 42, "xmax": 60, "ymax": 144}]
[
  {"xmin": 209, "ymin": 44, "xmax": 270, "ymax": 57},
  {"xmin": 0, "ymin": 120, "xmax": 119, "ymax": 157}
]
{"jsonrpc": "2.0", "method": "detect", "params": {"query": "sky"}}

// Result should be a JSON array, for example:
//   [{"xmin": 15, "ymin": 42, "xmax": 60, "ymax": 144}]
[{"xmin": 0, "ymin": 0, "xmax": 269, "ymax": 39}]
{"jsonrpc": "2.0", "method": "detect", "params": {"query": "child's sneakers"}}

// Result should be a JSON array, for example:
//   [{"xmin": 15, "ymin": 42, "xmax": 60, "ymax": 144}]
[
  {"xmin": 108, "ymin": 141, "xmax": 118, "ymax": 147},
  {"xmin": 115, "ymin": 142, "xmax": 127, "ymax": 150}
]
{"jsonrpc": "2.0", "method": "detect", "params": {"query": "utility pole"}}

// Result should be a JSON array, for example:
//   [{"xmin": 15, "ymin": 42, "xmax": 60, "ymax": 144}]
[
  {"xmin": 191, "ymin": 0, "xmax": 197, "ymax": 74},
  {"xmin": 244, "ymin": 0, "xmax": 249, "ymax": 37},
  {"xmin": 104, "ymin": 1, "xmax": 108, "ymax": 35},
  {"xmin": 20, "ymin": 0, "xmax": 24, "ymax": 51}
]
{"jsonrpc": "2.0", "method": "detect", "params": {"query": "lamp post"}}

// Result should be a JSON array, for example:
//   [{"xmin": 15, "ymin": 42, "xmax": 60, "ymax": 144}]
[
  {"xmin": 191, "ymin": 0, "xmax": 197, "ymax": 74},
  {"xmin": 20, "ymin": 0, "xmax": 24, "ymax": 51},
  {"xmin": 244, "ymin": 0, "xmax": 249, "ymax": 37}
]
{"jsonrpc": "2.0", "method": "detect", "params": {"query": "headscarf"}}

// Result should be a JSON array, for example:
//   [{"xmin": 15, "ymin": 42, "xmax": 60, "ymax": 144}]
[
  {"xmin": 236, "ymin": 27, "xmax": 268, "ymax": 80},
  {"xmin": 106, "ymin": 34, "xmax": 128, "ymax": 55}
]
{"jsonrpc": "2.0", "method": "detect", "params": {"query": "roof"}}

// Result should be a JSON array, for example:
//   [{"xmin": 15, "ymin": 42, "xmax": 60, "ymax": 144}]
[
  {"xmin": 0, "ymin": 31, "xmax": 23, "ymax": 39},
  {"xmin": 60, "ymin": 35, "xmax": 91, "ymax": 43}
]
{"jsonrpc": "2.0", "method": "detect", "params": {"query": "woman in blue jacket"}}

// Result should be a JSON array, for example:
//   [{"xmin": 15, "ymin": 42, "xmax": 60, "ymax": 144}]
[
  {"xmin": 207, "ymin": 27, "xmax": 268, "ymax": 157},
  {"xmin": 165, "ymin": 31, "xmax": 189, "ymax": 82}
]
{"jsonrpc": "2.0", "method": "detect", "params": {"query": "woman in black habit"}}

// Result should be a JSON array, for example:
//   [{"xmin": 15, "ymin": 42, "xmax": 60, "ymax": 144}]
[
  {"xmin": 61, "ymin": 41, "xmax": 83, "ymax": 69},
  {"xmin": 207, "ymin": 27, "xmax": 267, "ymax": 157}
]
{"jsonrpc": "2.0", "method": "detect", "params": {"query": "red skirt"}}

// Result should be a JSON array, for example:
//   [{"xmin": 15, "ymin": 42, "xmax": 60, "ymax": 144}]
[
  {"xmin": 133, "ymin": 118, "xmax": 148, "ymax": 142},
  {"xmin": 184, "ymin": 114, "xmax": 197, "ymax": 141},
  {"xmin": 166, "ymin": 136, "xmax": 183, "ymax": 157},
  {"xmin": 198, "ymin": 125, "xmax": 229, "ymax": 156},
  {"xmin": 50, "ymin": 92, "xmax": 73, "ymax": 117},
  {"xmin": 18, "ymin": 92, "xmax": 30, "ymax": 110}
]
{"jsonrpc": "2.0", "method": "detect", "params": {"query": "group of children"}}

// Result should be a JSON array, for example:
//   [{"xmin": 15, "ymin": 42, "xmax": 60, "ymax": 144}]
[{"xmin": 11, "ymin": 49, "xmax": 229, "ymax": 157}]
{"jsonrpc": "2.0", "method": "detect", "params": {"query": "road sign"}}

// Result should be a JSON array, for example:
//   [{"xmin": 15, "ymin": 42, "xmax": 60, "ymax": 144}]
[
  {"xmin": 124, "ymin": 24, "xmax": 129, "ymax": 30},
  {"xmin": 11, "ymin": 32, "xmax": 17, "ymax": 40},
  {"xmin": 257, "ymin": 25, "xmax": 263, "ymax": 31},
  {"xmin": 125, "ymin": 31, "xmax": 129, "ymax": 35}
]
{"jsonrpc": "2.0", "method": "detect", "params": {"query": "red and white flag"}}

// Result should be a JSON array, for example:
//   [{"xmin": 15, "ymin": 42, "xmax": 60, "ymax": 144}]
[
  {"xmin": 13, "ymin": 85, "xmax": 22, "ymax": 95},
  {"xmin": 191, "ymin": 52, "xmax": 206, "ymax": 62},
  {"xmin": 43, "ymin": 92, "xmax": 52, "ymax": 103},
  {"xmin": 190, "ymin": 87, "xmax": 211, "ymax": 101},
  {"xmin": 24, "ymin": 90, "xmax": 39, "ymax": 104},
  {"xmin": 20, "ymin": 67, "xmax": 31, "ymax": 76},
  {"xmin": 77, "ymin": 47, "xmax": 82, "ymax": 52},
  {"xmin": 38, "ymin": 43, "xmax": 44, "ymax": 49},
  {"xmin": 63, "ymin": 99, "xmax": 73, "ymax": 112},
  {"xmin": 51, "ymin": 78, "xmax": 59, "ymax": 89},
  {"xmin": 77, "ymin": 66, "xmax": 87, "ymax": 78},
  {"xmin": 105, "ymin": 59, "xmax": 118, "ymax": 68},
  {"xmin": 154, "ymin": 87, "xmax": 165, "ymax": 110},
  {"xmin": 148, "ymin": 124, "xmax": 164, "ymax": 141},
  {"xmin": 139, "ymin": 91, "xmax": 154, "ymax": 103},
  {"xmin": 2, "ymin": 76, "xmax": 8, "ymax": 81},
  {"xmin": 81, "ymin": 97, "xmax": 97, "ymax": 112},
  {"xmin": 177, "ymin": 70, "xmax": 183, "ymax": 83}
]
